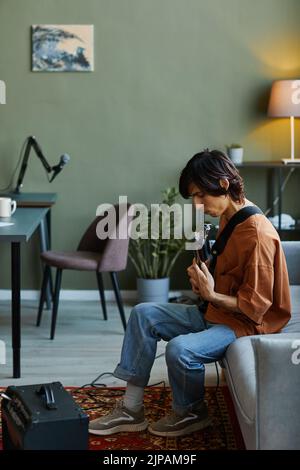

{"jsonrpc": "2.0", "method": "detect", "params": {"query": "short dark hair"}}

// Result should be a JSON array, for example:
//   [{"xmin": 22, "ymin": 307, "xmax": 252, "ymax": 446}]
[{"xmin": 179, "ymin": 149, "xmax": 245, "ymax": 203}]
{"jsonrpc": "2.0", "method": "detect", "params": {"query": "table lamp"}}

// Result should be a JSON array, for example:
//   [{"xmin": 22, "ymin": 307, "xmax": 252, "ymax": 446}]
[{"xmin": 268, "ymin": 79, "xmax": 300, "ymax": 164}]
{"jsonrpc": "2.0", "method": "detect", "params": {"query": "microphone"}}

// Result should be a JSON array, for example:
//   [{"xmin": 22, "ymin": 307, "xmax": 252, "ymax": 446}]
[{"xmin": 49, "ymin": 154, "xmax": 70, "ymax": 182}]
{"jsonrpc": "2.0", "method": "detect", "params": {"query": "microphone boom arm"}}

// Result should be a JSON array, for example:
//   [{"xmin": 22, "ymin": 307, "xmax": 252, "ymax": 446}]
[{"xmin": 14, "ymin": 136, "xmax": 54, "ymax": 193}]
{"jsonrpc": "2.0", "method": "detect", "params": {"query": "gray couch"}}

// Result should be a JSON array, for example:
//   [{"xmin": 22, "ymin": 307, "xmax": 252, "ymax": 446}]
[{"xmin": 222, "ymin": 241, "xmax": 300, "ymax": 450}]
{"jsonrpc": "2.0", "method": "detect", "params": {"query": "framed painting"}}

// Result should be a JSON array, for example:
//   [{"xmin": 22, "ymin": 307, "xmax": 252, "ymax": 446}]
[{"xmin": 32, "ymin": 24, "xmax": 94, "ymax": 72}]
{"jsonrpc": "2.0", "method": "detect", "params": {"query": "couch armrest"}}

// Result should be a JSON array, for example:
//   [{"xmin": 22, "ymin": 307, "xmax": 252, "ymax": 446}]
[{"xmin": 252, "ymin": 336, "xmax": 300, "ymax": 449}]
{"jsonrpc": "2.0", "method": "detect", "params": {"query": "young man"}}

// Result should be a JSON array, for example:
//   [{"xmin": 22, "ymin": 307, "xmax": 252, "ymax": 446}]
[{"xmin": 89, "ymin": 149, "xmax": 291, "ymax": 437}]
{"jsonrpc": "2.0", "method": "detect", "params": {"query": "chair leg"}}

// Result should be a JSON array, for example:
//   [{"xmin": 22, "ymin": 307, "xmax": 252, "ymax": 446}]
[
  {"xmin": 50, "ymin": 268, "xmax": 63, "ymax": 340},
  {"xmin": 49, "ymin": 266, "xmax": 54, "ymax": 302},
  {"xmin": 39, "ymin": 218, "xmax": 52, "ymax": 310},
  {"xmin": 110, "ymin": 272, "xmax": 126, "ymax": 331},
  {"xmin": 36, "ymin": 265, "xmax": 51, "ymax": 327},
  {"xmin": 96, "ymin": 272, "xmax": 107, "ymax": 320}
]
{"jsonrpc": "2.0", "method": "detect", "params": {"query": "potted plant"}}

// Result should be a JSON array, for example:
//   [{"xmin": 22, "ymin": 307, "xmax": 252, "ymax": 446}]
[
  {"xmin": 129, "ymin": 187, "xmax": 186, "ymax": 303},
  {"xmin": 226, "ymin": 143, "xmax": 244, "ymax": 165}
]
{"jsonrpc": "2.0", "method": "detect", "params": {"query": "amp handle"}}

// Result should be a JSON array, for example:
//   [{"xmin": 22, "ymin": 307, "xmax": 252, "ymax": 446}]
[{"xmin": 36, "ymin": 384, "xmax": 57, "ymax": 410}]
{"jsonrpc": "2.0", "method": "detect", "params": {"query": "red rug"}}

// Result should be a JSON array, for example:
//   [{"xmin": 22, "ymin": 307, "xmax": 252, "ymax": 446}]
[{"xmin": 0, "ymin": 386, "xmax": 245, "ymax": 450}]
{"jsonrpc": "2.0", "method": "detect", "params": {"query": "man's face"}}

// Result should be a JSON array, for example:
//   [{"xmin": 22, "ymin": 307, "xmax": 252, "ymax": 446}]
[{"xmin": 188, "ymin": 182, "xmax": 228, "ymax": 218}]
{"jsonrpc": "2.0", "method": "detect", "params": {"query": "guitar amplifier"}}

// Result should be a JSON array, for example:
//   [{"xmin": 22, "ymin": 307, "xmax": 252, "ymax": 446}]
[{"xmin": 1, "ymin": 382, "xmax": 89, "ymax": 450}]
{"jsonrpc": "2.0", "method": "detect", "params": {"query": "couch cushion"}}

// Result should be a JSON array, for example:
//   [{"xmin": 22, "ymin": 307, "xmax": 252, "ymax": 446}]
[
  {"xmin": 223, "ymin": 337, "xmax": 256, "ymax": 423},
  {"xmin": 282, "ymin": 286, "xmax": 300, "ymax": 333},
  {"xmin": 282, "ymin": 241, "xmax": 300, "ymax": 285},
  {"xmin": 224, "ymin": 331, "xmax": 300, "ymax": 424}
]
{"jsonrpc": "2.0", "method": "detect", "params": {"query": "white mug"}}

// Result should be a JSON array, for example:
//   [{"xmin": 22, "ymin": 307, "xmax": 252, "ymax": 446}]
[{"xmin": 0, "ymin": 197, "xmax": 17, "ymax": 217}]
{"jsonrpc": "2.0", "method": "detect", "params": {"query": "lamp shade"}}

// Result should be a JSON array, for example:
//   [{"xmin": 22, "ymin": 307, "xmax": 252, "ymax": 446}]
[{"xmin": 268, "ymin": 79, "xmax": 300, "ymax": 117}]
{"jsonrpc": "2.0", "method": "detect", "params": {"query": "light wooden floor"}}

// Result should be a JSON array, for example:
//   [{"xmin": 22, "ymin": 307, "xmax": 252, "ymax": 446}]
[{"xmin": 0, "ymin": 300, "xmax": 224, "ymax": 388}]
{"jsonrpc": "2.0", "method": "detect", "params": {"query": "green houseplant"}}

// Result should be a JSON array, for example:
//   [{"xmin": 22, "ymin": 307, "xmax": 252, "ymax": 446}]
[
  {"xmin": 129, "ymin": 187, "xmax": 186, "ymax": 302},
  {"xmin": 226, "ymin": 143, "xmax": 244, "ymax": 164}
]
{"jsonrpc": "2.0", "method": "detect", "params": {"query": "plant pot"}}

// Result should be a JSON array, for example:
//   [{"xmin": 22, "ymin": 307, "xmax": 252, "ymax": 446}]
[
  {"xmin": 137, "ymin": 277, "xmax": 170, "ymax": 303},
  {"xmin": 228, "ymin": 148, "xmax": 243, "ymax": 165}
]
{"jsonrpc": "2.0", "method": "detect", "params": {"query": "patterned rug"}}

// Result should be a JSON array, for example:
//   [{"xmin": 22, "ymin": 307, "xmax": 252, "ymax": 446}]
[{"xmin": 0, "ymin": 386, "xmax": 245, "ymax": 450}]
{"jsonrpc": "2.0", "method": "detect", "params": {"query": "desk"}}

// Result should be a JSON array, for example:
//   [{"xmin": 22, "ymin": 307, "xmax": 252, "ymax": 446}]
[
  {"xmin": 0, "ymin": 192, "xmax": 57, "ymax": 308},
  {"xmin": 1, "ymin": 192, "xmax": 57, "ymax": 207},
  {"xmin": 236, "ymin": 161, "xmax": 300, "ymax": 237},
  {"xmin": 1, "ymin": 192, "xmax": 57, "ymax": 244},
  {"xmin": 0, "ymin": 207, "xmax": 49, "ymax": 378}
]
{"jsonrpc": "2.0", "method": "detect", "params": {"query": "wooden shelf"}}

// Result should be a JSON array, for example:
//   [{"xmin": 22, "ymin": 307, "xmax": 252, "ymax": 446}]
[{"xmin": 236, "ymin": 161, "xmax": 300, "ymax": 168}]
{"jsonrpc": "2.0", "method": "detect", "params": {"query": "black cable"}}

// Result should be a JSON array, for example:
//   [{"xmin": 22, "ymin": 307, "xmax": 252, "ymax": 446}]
[
  {"xmin": 78, "ymin": 349, "xmax": 166, "ymax": 391},
  {"xmin": 71, "ymin": 372, "xmax": 124, "ymax": 411},
  {"xmin": 154, "ymin": 352, "xmax": 165, "ymax": 360},
  {"xmin": 91, "ymin": 371, "xmax": 114, "ymax": 388},
  {"xmin": 72, "ymin": 371, "xmax": 167, "ymax": 413},
  {"xmin": 71, "ymin": 387, "xmax": 124, "ymax": 413},
  {"xmin": 75, "ymin": 372, "xmax": 115, "ymax": 390}
]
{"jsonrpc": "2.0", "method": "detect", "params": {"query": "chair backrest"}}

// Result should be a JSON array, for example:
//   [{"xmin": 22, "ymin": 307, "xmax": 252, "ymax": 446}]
[
  {"xmin": 281, "ymin": 241, "xmax": 300, "ymax": 285},
  {"xmin": 77, "ymin": 203, "xmax": 133, "ymax": 272}
]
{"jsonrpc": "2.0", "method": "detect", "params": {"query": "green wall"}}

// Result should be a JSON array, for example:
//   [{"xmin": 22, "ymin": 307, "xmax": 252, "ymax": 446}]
[{"xmin": 1, "ymin": 0, "xmax": 300, "ymax": 290}]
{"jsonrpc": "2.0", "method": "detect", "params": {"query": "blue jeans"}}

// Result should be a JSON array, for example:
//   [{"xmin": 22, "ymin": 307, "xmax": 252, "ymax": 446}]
[{"xmin": 114, "ymin": 302, "xmax": 236, "ymax": 415}]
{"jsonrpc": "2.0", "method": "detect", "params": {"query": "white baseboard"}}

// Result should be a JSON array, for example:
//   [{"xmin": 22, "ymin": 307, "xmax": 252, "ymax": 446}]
[{"xmin": 0, "ymin": 289, "xmax": 192, "ymax": 302}]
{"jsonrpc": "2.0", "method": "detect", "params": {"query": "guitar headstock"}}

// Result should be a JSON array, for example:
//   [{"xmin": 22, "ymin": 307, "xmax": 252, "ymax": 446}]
[{"xmin": 194, "ymin": 223, "xmax": 212, "ymax": 264}]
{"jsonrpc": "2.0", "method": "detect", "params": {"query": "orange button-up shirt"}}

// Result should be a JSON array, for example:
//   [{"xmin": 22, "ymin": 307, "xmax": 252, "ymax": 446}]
[{"xmin": 205, "ymin": 213, "xmax": 291, "ymax": 337}]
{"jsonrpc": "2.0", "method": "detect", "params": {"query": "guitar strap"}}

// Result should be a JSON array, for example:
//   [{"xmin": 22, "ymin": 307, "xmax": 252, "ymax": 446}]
[
  {"xmin": 208, "ymin": 205, "xmax": 263, "ymax": 276},
  {"xmin": 198, "ymin": 205, "xmax": 263, "ymax": 315}
]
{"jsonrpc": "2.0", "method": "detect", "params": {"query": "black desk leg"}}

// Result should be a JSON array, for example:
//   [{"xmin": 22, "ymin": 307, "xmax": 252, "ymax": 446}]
[{"xmin": 11, "ymin": 242, "xmax": 21, "ymax": 378}]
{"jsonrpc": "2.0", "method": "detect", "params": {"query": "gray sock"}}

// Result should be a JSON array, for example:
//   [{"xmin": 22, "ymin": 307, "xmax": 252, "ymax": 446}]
[{"xmin": 123, "ymin": 382, "xmax": 144, "ymax": 412}]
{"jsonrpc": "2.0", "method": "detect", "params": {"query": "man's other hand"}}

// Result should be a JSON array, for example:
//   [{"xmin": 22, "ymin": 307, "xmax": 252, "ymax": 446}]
[{"xmin": 187, "ymin": 258, "xmax": 215, "ymax": 301}]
